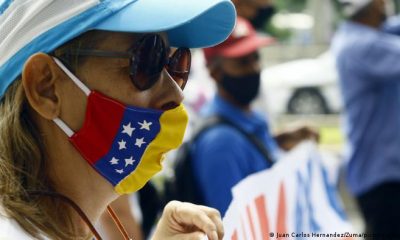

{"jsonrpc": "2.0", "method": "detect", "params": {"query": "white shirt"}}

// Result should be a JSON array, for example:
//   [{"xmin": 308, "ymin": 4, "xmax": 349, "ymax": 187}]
[{"xmin": 0, "ymin": 213, "xmax": 47, "ymax": 240}]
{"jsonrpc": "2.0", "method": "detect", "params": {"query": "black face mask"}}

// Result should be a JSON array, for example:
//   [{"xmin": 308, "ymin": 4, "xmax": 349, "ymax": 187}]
[
  {"xmin": 251, "ymin": 6, "xmax": 276, "ymax": 30},
  {"xmin": 220, "ymin": 72, "xmax": 261, "ymax": 106}
]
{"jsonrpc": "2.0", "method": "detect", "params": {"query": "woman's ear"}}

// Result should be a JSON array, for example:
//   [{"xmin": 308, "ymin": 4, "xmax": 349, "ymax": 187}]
[{"xmin": 22, "ymin": 53, "xmax": 61, "ymax": 120}]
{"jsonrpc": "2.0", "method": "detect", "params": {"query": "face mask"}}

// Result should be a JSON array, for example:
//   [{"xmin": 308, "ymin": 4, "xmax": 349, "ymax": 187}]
[
  {"xmin": 220, "ymin": 72, "xmax": 261, "ymax": 106},
  {"xmin": 52, "ymin": 58, "xmax": 188, "ymax": 194}
]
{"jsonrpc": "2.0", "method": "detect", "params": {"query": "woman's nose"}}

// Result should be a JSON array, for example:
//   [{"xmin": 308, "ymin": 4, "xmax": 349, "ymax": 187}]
[{"xmin": 149, "ymin": 69, "xmax": 184, "ymax": 111}]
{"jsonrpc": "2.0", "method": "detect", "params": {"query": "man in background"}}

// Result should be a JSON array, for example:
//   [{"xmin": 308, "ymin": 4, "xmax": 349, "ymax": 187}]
[
  {"xmin": 332, "ymin": 0, "xmax": 400, "ymax": 237},
  {"xmin": 191, "ymin": 17, "xmax": 318, "ymax": 215}
]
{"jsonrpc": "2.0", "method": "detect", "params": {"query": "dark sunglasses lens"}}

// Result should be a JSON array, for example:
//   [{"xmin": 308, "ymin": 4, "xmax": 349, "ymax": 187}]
[
  {"xmin": 130, "ymin": 35, "xmax": 166, "ymax": 90},
  {"xmin": 167, "ymin": 48, "xmax": 191, "ymax": 90}
]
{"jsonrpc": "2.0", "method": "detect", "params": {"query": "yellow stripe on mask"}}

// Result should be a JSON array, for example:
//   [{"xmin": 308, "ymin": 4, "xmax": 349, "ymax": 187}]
[{"xmin": 115, "ymin": 104, "xmax": 189, "ymax": 194}]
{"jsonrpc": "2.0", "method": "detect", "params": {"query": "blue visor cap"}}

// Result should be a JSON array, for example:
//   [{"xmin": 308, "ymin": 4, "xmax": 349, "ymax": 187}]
[
  {"xmin": 96, "ymin": 0, "xmax": 237, "ymax": 48},
  {"xmin": 0, "ymin": 0, "xmax": 236, "ymax": 98}
]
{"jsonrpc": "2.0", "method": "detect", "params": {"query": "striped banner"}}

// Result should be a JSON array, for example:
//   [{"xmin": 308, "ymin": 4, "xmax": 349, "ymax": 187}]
[{"xmin": 222, "ymin": 142, "xmax": 355, "ymax": 240}]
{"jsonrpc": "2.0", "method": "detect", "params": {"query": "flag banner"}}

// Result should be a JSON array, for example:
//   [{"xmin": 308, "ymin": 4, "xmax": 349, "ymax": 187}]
[{"xmin": 222, "ymin": 141, "xmax": 357, "ymax": 240}]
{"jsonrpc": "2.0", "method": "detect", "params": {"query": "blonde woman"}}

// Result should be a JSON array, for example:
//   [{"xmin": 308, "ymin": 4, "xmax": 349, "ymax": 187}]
[{"xmin": 0, "ymin": 0, "xmax": 235, "ymax": 239}]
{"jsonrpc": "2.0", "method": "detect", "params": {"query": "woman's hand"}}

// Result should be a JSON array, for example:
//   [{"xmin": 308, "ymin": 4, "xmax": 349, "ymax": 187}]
[{"xmin": 152, "ymin": 201, "xmax": 224, "ymax": 240}]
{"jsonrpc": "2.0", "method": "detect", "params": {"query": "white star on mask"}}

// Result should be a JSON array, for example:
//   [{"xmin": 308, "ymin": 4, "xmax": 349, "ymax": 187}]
[
  {"xmin": 118, "ymin": 139, "xmax": 127, "ymax": 150},
  {"xmin": 110, "ymin": 157, "xmax": 119, "ymax": 165},
  {"xmin": 116, "ymin": 169, "xmax": 124, "ymax": 174},
  {"xmin": 135, "ymin": 138, "xmax": 146, "ymax": 148},
  {"xmin": 122, "ymin": 122, "xmax": 135, "ymax": 137},
  {"xmin": 138, "ymin": 120, "xmax": 152, "ymax": 131},
  {"xmin": 125, "ymin": 156, "xmax": 135, "ymax": 167}
]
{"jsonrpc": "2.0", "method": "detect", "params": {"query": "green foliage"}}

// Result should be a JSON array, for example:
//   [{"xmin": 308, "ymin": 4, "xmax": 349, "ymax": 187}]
[
  {"xmin": 264, "ymin": 20, "xmax": 292, "ymax": 41},
  {"xmin": 274, "ymin": 0, "xmax": 308, "ymax": 12},
  {"xmin": 262, "ymin": 0, "xmax": 308, "ymax": 40}
]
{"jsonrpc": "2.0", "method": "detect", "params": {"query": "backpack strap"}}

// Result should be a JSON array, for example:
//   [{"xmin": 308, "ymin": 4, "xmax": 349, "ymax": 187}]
[{"xmin": 192, "ymin": 115, "xmax": 275, "ymax": 166}]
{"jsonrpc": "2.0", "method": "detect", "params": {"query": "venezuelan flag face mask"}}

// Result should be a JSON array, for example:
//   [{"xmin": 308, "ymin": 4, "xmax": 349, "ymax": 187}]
[{"xmin": 52, "ymin": 58, "xmax": 188, "ymax": 194}]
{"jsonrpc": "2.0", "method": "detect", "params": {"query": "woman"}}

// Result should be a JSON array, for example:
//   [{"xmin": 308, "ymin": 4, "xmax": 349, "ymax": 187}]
[{"xmin": 0, "ymin": 0, "xmax": 235, "ymax": 239}]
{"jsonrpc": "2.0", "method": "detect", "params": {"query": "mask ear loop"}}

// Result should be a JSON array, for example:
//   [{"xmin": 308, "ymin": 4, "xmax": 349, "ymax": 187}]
[
  {"xmin": 52, "ymin": 57, "xmax": 91, "ymax": 96},
  {"xmin": 51, "ymin": 57, "xmax": 91, "ymax": 137}
]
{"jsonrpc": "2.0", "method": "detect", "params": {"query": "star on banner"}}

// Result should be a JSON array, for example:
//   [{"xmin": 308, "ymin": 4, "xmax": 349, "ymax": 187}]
[
  {"xmin": 138, "ymin": 120, "xmax": 152, "ymax": 131},
  {"xmin": 125, "ymin": 156, "xmax": 135, "ymax": 167},
  {"xmin": 135, "ymin": 137, "xmax": 146, "ymax": 148},
  {"xmin": 110, "ymin": 157, "xmax": 119, "ymax": 165},
  {"xmin": 116, "ymin": 169, "xmax": 124, "ymax": 174},
  {"xmin": 122, "ymin": 122, "xmax": 135, "ymax": 137},
  {"xmin": 118, "ymin": 139, "xmax": 127, "ymax": 150}
]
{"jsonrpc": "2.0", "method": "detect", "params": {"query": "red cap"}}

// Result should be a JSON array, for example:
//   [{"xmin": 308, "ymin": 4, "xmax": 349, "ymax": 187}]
[{"xmin": 203, "ymin": 16, "xmax": 275, "ymax": 64}]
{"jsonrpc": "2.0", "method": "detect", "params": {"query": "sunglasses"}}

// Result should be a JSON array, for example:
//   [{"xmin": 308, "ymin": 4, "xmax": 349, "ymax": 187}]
[{"xmin": 60, "ymin": 34, "xmax": 191, "ymax": 91}]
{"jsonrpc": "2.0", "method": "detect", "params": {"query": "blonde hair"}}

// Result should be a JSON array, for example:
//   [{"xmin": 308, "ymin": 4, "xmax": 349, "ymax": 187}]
[
  {"xmin": 0, "ymin": 31, "xmax": 107, "ymax": 240},
  {"xmin": 0, "ymin": 79, "xmax": 83, "ymax": 239}
]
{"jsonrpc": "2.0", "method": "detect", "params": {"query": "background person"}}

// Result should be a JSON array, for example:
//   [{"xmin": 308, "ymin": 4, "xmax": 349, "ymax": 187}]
[
  {"xmin": 191, "ymin": 17, "xmax": 318, "ymax": 215},
  {"xmin": 184, "ymin": 0, "xmax": 277, "ymax": 118},
  {"xmin": 332, "ymin": 0, "xmax": 400, "ymax": 237}
]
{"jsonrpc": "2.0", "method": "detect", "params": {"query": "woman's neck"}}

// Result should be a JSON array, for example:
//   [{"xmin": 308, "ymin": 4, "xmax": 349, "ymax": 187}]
[{"xmin": 46, "ymin": 128, "xmax": 118, "ymax": 235}]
